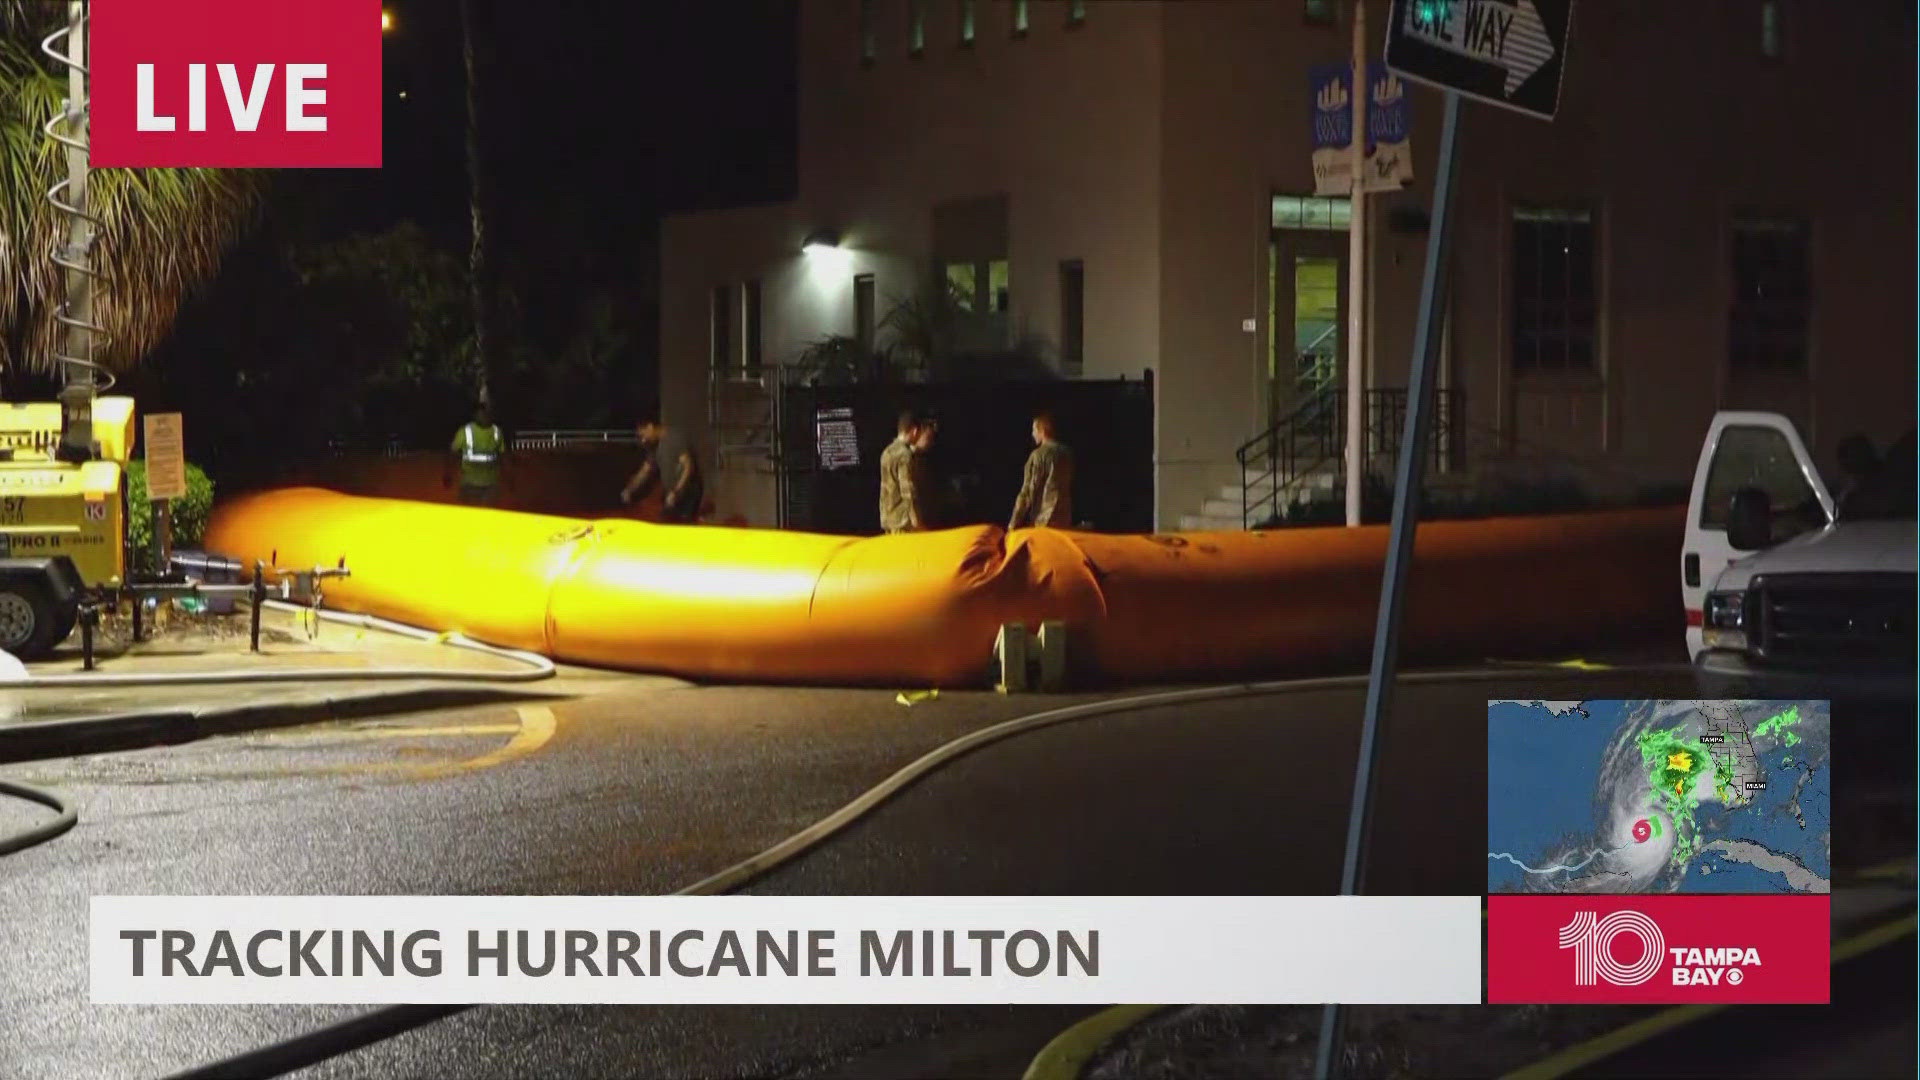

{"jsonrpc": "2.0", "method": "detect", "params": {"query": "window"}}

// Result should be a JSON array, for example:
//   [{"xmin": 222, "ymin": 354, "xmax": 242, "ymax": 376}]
[
  {"xmin": 987, "ymin": 259, "xmax": 1010, "ymax": 313},
  {"xmin": 1011, "ymin": 0, "xmax": 1029, "ymax": 37},
  {"xmin": 1729, "ymin": 217, "xmax": 1810, "ymax": 373},
  {"xmin": 1760, "ymin": 0, "xmax": 1784, "ymax": 58},
  {"xmin": 908, "ymin": 0, "xmax": 925, "ymax": 56},
  {"xmin": 1699, "ymin": 425, "xmax": 1824, "ymax": 544},
  {"xmin": 1059, "ymin": 260, "xmax": 1085, "ymax": 370},
  {"xmin": 741, "ymin": 279, "xmax": 763, "ymax": 375},
  {"xmin": 1305, "ymin": 0, "xmax": 1337, "ymax": 25},
  {"xmin": 960, "ymin": 0, "xmax": 976, "ymax": 45},
  {"xmin": 1271, "ymin": 194, "xmax": 1352, "ymax": 231},
  {"xmin": 860, "ymin": 0, "xmax": 876, "ymax": 64},
  {"xmin": 854, "ymin": 274, "xmax": 877, "ymax": 353},
  {"xmin": 945, "ymin": 262, "xmax": 978, "ymax": 310},
  {"xmin": 1066, "ymin": 0, "xmax": 1086, "ymax": 27},
  {"xmin": 1510, "ymin": 205, "xmax": 1597, "ymax": 375},
  {"xmin": 709, "ymin": 285, "xmax": 733, "ymax": 372}
]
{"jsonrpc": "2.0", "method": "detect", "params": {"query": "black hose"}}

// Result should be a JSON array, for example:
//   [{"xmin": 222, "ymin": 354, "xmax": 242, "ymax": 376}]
[
  {"xmin": 0, "ymin": 777, "xmax": 77, "ymax": 856},
  {"xmin": 166, "ymin": 1005, "xmax": 469, "ymax": 1080}
]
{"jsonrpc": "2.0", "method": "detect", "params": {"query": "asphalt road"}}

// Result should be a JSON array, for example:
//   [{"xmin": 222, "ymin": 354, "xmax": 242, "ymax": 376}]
[{"xmin": 0, "ymin": 665, "xmax": 1910, "ymax": 1079}]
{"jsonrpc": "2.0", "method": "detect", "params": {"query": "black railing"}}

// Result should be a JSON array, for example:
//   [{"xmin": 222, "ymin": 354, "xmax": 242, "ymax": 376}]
[{"xmin": 1237, "ymin": 387, "xmax": 1462, "ymax": 527}]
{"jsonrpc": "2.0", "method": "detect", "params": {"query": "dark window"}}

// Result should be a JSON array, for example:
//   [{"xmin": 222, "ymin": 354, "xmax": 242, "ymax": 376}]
[
  {"xmin": 960, "ymin": 0, "xmax": 976, "ymax": 45},
  {"xmin": 1305, "ymin": 0, "xmax": 1337, "ymax": 25},
  {"xmin": 1729, "ymin": 217, "xmax": 1810, "ymax": 374},
  {"xmin": 1012, "ymin": 0, "xmax": 1029, "ymax": 37},
  {"xmin": 1067, "ymin": 0, "xmax": 1086, "ymax": 27},
  {"xmin": 1060, "ymin": 260, "xmax": 1085, "ymax": 370},
  {"xmin": 860, "ymin": 0, "xmax": 876, "ymax": 64},
  {"xmin": 709, "ymin": 285, "xmax": 733, "ymax": 372},
  {"xmin": 742, "ymin": 279, "xmax": 763, "ymax": 375},
  {"xmin": 854, "ymin": 274, "xmax": 877, "ymax": 353},
  {"xmin": 1511, "ymin": 206, "xmax": 1597, "ymax": 375},
  {"xmin": 908, "ymin": 0, "xmax": 925, "ymax": 56},
  {"xmin": 1761, "ymin": 0, "xmax": 1784, "ymax": 58}
]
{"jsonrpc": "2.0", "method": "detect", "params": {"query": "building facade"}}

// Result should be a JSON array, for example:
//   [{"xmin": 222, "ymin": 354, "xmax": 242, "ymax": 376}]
[{"xmin": 660, "ymin": 0, "xmax": 1915, "ymax": 530}]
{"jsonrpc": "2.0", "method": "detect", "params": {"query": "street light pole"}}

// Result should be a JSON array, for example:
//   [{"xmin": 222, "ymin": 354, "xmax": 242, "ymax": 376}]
[
  {"xmin": 459, "ymin": 0, "xmax": 493, "ymax": 410},
  {"xmin": 1343, "ymin": 0, "xmax": 1368, "ymax": 526}
]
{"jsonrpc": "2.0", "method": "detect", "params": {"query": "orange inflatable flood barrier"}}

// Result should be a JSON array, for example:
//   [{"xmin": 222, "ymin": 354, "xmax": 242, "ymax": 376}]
[{"xmin": 204, "ymin": 488, "xmax": 1682, "ymax": 687}]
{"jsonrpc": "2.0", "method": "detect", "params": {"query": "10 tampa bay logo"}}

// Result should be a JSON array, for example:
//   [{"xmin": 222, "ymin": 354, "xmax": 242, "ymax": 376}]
[
  {"xmin": 1486, "ymin": 894, "xmax": 1828, "ymax": 1004},
  {"xmin": 1558, "ymin": 909, "xmax": 1763, "ymax": 987}
]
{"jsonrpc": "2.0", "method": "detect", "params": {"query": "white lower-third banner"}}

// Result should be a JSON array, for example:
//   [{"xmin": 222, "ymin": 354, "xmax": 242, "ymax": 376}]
[{"xmin": 92, "ymin": 895, "xmax": 1482, "ymax": 1005}]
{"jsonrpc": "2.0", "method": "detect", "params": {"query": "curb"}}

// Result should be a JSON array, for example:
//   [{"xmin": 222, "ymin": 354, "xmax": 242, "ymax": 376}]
[
  {"xmin": 0, "ymin": 686, "xmax": 543, "ymax": 765},
  {"xmin": 1022, "ymin": 1004, "xmax": 1169, "ymax": 1080}
]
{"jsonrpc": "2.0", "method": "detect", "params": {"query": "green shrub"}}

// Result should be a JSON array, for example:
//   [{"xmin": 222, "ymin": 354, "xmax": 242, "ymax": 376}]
[{"xmin": 124, "ymin": 461, "xmax": 215, "ymax": 570}]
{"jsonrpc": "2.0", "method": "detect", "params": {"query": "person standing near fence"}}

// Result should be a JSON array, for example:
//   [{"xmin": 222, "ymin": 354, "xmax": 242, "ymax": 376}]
[
  {"xmin": 445, "ymin": 400, "xmax": 507, "ymax": 506},
  {"xmin": 880, "ymin": 409, "xmax": 936, "ymax": 533},
  {"xmin": 1008, "ymin": 410, "xmax": 1074, "ymax": 530},
  {"xmin": 621, "ymin": 416, "xmax": 704, "ymax": 523}
]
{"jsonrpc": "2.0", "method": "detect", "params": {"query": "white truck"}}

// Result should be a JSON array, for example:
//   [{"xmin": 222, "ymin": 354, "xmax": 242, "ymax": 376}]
[{"xmin": 1683, "ymin": 411, "xmax": 1915, "ymax": 697}]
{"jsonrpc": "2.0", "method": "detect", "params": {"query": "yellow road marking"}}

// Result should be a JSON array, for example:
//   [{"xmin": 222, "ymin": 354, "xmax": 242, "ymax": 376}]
[
  {"xmin": 402, "ymin": 705, "xmax": 557, "ymax": 780},
  {"xmin": 259, "ymin": 724, "xmax": 522, "ymax": 741},
  {"xmin": 1500, "ymin": 912, "xmax": 1918, "ymax": 1080}
]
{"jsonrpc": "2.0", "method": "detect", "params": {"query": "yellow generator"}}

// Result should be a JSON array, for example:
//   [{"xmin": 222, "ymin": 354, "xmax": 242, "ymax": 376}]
[{"xmin": 0, "ymin": 396, "xmax": 134, "ymax": 657}]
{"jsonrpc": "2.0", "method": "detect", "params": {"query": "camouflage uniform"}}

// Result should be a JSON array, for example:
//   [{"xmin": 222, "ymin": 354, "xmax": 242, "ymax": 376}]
[
  {"xmin": 879, "ymin": 436, "xmax": 930, "ymax": 533},
  {"xmin": 1010, "ymin": 441, "xmax": 1075, "ymax": 529}
]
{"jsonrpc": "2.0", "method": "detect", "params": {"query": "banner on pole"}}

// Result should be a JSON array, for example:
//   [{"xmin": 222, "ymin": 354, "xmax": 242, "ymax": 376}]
[{"xmin": 1310, "ymin": 63, "xmax": 1414, "ymax": 197}]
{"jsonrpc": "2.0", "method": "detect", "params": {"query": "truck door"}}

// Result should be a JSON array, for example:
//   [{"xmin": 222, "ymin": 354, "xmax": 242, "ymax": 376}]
[{"xmin": 1683, "ymin": 412, "xmax": 1833, "ymax": 660}]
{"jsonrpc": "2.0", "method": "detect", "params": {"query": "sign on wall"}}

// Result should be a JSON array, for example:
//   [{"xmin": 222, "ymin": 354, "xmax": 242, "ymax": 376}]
[{"xmin": 1310, "ymin": 63, "xmax": 1414, "ymax": 197}]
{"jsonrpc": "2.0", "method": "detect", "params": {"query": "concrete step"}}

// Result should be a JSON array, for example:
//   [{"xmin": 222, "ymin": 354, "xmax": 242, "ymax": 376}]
[
  {"xmin": 1178, "ymin": 513, "xmax": 1245, "ymax": 533},
  {"xmin": 1199, "ymin": 498, "xmax": 1247, "ymax": 520}
]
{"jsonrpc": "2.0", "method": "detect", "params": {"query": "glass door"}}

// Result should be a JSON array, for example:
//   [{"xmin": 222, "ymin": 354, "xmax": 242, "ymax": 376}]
[{"xmin": 1267, "ymin": 232, "xmax": 1348, "ymax": 430}]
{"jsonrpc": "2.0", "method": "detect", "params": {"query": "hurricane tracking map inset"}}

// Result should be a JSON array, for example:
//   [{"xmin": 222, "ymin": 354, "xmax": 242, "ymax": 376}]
[{"xmin": 1487, "ymin": 700, "xmax": 1830, "ymax": 894}]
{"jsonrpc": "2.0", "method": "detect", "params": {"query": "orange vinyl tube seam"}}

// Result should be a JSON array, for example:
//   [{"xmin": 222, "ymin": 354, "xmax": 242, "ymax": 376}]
[{"xmin": 204, "ymin": 488, "xmax": 1682, "ymax": 687}]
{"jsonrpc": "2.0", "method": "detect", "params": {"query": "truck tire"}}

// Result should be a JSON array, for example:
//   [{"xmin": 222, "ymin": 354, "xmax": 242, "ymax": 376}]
[{"xmin": 0, "ymin": 575, "xmax": 62, "ymax": 661}]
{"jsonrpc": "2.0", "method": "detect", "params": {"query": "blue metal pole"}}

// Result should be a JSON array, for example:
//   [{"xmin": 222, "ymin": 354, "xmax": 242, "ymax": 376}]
[{"xmin": 1313, "ymin": 87, "xmax": 1463, "ymax": 1080}]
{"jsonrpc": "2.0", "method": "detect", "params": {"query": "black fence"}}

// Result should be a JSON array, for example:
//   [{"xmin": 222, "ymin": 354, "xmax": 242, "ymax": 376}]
[{"xmin": 775, "ymin": 375, "xmax": 1155, "ymax": 535}]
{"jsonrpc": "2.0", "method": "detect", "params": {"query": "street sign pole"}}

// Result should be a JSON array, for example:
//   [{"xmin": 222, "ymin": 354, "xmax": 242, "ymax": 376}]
[
  {"xmin": 1313, "ymin": 87, "xmax": 1463, "ymax": 1080},
  {"xmin": 1343, "ymin": 0, "xmax": 1368, "ymax": 527}
]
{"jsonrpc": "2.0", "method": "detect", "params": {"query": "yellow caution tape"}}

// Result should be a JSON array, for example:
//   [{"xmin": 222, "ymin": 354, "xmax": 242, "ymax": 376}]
[{"xmin": 895, "ymin": 689, "xmax": 940, "ymax": 707}]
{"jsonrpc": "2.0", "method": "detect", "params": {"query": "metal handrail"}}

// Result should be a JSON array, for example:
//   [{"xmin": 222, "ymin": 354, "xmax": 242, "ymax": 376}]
[{"xmin": 1236, "ymin": 388, "xmax": 1462, "ymax": 528}]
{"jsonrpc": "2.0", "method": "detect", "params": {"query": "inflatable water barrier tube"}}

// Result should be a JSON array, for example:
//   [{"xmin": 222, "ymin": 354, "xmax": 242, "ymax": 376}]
[{"xmin": 205, "ymin": 488, "xmax": 1682, "ymax": 687}]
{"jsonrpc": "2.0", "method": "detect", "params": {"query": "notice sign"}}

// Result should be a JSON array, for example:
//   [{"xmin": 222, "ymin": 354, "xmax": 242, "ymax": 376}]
[
  {"xmin": 1310, "ymin": 63, "xmax": 1414, "ymax": 197},
  {"xmin": 91, "ymin": 894, "xmax": 1483, "ymax": 1006},
  {"xmin": 143, "ymin": 413, "xmax": 187, "ymax": 500},
  {"xmin": 816, "ymin": 407, "xmax": 859, "ymax": 470}
]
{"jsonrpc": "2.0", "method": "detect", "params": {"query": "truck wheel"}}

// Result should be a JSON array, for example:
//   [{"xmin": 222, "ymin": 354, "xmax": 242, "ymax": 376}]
[{"xmin": 0, "ymin": 577, "xmax": 60, "ymax": 660}]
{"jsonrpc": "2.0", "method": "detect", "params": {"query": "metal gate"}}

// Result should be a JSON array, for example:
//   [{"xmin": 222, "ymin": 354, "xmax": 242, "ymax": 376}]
[{"xmin": 774, "ymin": 374, "xmax": 1154, "ymax": 535}]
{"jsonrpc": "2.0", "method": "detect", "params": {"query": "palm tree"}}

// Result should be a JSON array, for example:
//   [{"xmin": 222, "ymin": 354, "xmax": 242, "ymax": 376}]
[{"xmin": 0, "ymin": 2, "xmax": 263, "ymax": 378}]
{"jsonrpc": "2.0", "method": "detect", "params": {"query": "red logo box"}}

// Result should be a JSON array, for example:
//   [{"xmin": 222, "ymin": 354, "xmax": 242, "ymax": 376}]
[
  {"xmin": 90, "ymin": 0, "xmax": 382, "ymax": 168},
  {"xmin": 1488, "ymin": 894, "xmax": 1830, "ymax": 1004}
]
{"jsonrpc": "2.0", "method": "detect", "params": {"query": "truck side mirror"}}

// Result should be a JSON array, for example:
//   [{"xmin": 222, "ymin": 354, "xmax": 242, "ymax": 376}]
[{"xmin": 1726, "ymin": 486, "xmax": 1774, "ymax": 551}]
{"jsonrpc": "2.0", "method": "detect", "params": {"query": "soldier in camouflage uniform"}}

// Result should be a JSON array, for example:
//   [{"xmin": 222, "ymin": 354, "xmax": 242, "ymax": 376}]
[
  {"xmin": 1009, "ymin": 411, "xmax": 1074, "ymax": 530},
  {"xmin": 879, "ymin": 410, "xmax": 936, "ymax": 533}
]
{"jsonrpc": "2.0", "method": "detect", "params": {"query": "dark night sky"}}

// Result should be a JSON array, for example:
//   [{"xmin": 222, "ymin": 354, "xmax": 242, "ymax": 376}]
[{"xmin": 351, "ymin": 0, "xmax": 798, "ymax": 245}]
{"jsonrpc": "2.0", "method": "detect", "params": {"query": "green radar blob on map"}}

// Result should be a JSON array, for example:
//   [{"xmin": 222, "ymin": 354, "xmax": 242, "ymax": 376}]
[{"xmin": 1636, "ymin": 725, "xmax": 1714, "ymax": 865}]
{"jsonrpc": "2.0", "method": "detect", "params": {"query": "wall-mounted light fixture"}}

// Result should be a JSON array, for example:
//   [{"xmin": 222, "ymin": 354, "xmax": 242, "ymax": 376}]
[{"xmin": 802, "ymin": 228, "xmax": 842, "ymax": 256}]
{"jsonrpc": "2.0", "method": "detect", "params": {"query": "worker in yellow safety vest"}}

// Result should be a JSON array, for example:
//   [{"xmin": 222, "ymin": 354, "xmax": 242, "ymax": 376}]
[{"xmin": 445, "ymin": 400, "xmax": 507, "ymax": 506}]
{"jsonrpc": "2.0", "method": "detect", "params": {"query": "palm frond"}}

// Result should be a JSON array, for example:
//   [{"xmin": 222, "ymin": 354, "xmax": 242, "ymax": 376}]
[{"xmin": 0, "ymin": 23, "xmax": 264, "ymax": 375}]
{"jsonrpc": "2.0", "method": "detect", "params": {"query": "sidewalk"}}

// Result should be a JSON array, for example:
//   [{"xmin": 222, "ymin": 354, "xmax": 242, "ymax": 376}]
[{"xmin": 0, "ymin": 605, "xmax": 672, "ymax": 763}]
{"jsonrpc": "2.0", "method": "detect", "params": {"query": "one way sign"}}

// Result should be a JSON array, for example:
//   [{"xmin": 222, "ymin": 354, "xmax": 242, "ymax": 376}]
[{"xmin": 1385, "ymin": 0, "xmax": 1573, "ymax": 121}]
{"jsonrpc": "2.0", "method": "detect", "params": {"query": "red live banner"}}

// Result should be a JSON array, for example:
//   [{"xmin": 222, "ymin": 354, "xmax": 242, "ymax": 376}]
[
  {"xmin": 91, "ymin": 0, "xmax": 383, "ymax": 168},
  {"xmin": 1488, "ymin": 894, "xmax": 1830, "ymax": 1004}
]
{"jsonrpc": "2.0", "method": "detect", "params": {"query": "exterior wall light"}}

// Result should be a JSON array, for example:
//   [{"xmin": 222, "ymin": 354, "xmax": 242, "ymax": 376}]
[{"xmin": 802, "ymin": 229, "xmax": 842, "ymax": 256}]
